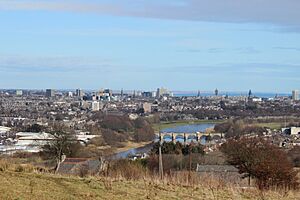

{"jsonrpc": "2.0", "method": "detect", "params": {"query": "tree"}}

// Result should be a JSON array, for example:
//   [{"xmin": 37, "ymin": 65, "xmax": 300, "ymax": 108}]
[
  {"xmin": 100, "ymin": 115, "xmax": 134, "ymax": 132},
  {"xmin": 25, "ymin": 124, "xmax": 44, "ymax": 133},
  {"xmin": 288, "ymin": 146, "xmax": 300, "ymax": 167},
  {"xmin": 101, "ymin": 128, "xmax": 129, "ymax": 145},
  {"xmin": 151, "ymin": 142, "xmax": 204, "ymax": 156},
  {"xmin": 221, "ymin": 137, "xmax": 299, "ymax": 190},
  {"xmin": 134, "ymin": 125, "xmax": 155, "ymax": 142},
  {"xmin": 42, "ymin": 124, "xmax": 80, "ymax": 171}
]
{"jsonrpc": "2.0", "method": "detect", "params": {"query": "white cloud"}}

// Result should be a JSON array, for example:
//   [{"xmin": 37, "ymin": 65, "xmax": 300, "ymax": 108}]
[
  {"xmin": 0, "ymin": 54, "xmax": 116, "ymax": 73},
  {"xmin": 1, "ymin": 0, "xmax": 300, "ymax": 30}
]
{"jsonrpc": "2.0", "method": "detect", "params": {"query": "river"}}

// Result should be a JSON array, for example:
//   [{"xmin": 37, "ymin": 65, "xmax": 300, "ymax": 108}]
[{"xmin": 111, "ymin": 123, "xmax": 215, "ymax": 159}]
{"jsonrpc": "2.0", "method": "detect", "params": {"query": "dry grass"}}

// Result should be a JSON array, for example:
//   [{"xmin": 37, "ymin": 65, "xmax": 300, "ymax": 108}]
[
  {"xmin": 0, "ymin": 170, "xmax": 299, "ymax": 200},
  {"xmin": 0, "ymin": 158, "xmax": 48, "ymax": 173},
  {"xmin": 0, "ymin": 158, "xmax": 299, "ymax": 199}
]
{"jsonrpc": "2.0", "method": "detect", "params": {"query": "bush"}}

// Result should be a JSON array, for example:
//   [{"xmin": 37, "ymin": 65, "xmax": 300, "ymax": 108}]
[
  {"xmin": 25, "ymin": 124, "xmax": 45, "ymax": 133},
  {"xmin": 14, "ymin": 164, "xmax": 35, "ymax": 173},
  {"xmin": 134, "ymin": 125, "xmax": 155, "ymax": 142},
  {"xmin": 108, "ymin": 159, "xmax": 148, "ymax": 180},
  {"xmin": 221, "ymin": 137, "xmax": 299, "ymax": 190},
  {"xmin": 78, "ymin": 164, "xmax": 89, "ymax": 178},
  {"xmin": 288, "ymin": 146, "xmax": 300, "ymax": 167},
  {"xmin": 151, "ymin": 142, "xmax": 204, "ymax": 156},
  {"xmin": 101, "ymin": 129, "xmax": 129, "ymax": 146},
  {"xmin": 0, "ymin": 160, "xmax": 9, "ymax": 172},
  {"xmin": 100, "ymin": 115, "xmax": 134, "ymax": 132}
]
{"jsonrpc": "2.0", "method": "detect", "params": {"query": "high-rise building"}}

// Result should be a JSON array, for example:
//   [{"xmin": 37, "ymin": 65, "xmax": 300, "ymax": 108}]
[
  {"xmin": 292, "ymin": 90, "xmax": 299, "ymax": 101},
  {"xmin": 104, "ymin": 89, "xmax": 112, "ymax": 96},
  {"xmin": 120, "ymin": 88, "xmax": 124, "ymax": 98},
  {"xmin": 142, "ymin": 91, "xmax": 153, "ymax": 98},
  {"xmin": 46, "ymin": 89, "xmax": 55, "ymax": 97},
  {"xmin": 67, "ymin": 92, "xmax": 73, "ymax": 97},
  {"xmin": 76, "ymin": 89, "xmax": 84, "ymax": 97},
  {"xmin": 215, "ymin": 88, "xmax": 219, "ymax": 96},
  {"xmin": 248, "ymin": 89, "xmax": 252, "ymax": 98},
  {"xmin": 15, "ymin": 90, "xmax": 23, "ymax": 96},
  {"xmin": 156, "ymin": 87, "xmax": 169, "ymax": 98}
]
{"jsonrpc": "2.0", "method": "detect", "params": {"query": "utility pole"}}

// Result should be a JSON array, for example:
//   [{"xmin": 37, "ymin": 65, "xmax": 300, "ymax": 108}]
[
  {"xmin": 188, "ymin": 144, "xmax": 192, "ymax": 183},
  {"xmin": 159, "ymin": 143, "xmax": 164, "ymax": 179},
  {"xmin": 285, "ymin": 116, "xmax": 287, "ymax": 128},
  {"xmin": 158, "ymin": 126, "xmax": 164, "ymax": 180}
]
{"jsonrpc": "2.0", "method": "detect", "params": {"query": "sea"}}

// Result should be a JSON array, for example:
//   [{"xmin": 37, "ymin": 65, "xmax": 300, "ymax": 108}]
[{"xmin": 173, "ymin": 92, "xmax": 290, "ymax": 98}]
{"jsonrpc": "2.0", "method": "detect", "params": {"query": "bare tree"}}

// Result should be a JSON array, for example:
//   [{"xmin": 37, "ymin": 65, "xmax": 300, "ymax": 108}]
[
  {"xmin": 42, "ymin": 124, "xmax": 80, "ymax": 172},
  {"xmin": 221, "ymin": 137, "xmax": 299, "ymax": 190}
]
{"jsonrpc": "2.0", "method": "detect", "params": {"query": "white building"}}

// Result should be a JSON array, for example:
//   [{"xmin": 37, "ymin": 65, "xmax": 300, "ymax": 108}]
[
  {"xmin": 282, "ymin": 127, "xmax": 300, "ymax": 135},
  {"xmin": 252, "ymin": 97, "xmax": 262, "ymax": 102},
  {"xmin": 15, "ymin": 90, "xmax": 23, "ymax": 96},
  {"xmin": 142, "ymin": 103, "xmax": 152, "ymax": 113},
  {"xmin": 0, "ymin": 126, "xmax": 11, "ymax": 136},
  {"xmin": 292, "ymin": 90, "xmax": 299, "ymax": 101},
  {"xmin": 67, "ymin": 92, "xmax": 73, "ymax": 97},
  {"xmin": 91, "ymin": 101, "xmax": 100, "ymax": 111}
]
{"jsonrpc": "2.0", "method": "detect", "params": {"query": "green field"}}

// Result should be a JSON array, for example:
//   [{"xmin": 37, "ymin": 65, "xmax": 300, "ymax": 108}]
[
  {"xmin": 255, "ymin": 122, "xmax": 284, "ymax": 130},
  {"xmin": 152, "ymin": 120, "xmax": 286, "ymax": 133},
  {"xmin": 0, "ymin": 171, "xmax": 299, "ymax": 200}
]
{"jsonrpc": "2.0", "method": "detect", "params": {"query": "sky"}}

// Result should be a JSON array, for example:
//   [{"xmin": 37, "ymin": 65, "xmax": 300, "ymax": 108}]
[{"xmin": 1, "ymin": 0, "xmax": 300, "ymax": 93}]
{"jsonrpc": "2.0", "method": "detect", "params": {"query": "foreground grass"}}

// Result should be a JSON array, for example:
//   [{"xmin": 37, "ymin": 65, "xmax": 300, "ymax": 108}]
[
  {"xmin": 0, "ymin": 171, "xmax": 299, "ymax": 200},
  {"xmin": 152, "ymin": 120, "xmax": 223, "ymax": 132}
]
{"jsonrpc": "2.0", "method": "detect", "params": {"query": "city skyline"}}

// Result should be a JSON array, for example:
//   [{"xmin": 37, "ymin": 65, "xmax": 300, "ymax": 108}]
[{"xmin": 1, "ymin": 0, "xmax": 300, "ymax": 92}]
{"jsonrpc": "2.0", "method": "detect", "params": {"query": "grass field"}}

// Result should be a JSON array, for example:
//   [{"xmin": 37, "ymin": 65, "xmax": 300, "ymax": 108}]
[
  {"xmin": 152, "ymin": 120, "xmax": 224, "ymax": 132},
  {"xmin": 0, "ymin": 171, "xmax": 299, "ymax": 200},
  {"xmin": 254, "ymin": 122, "xmax": 284, "ymax": 129}
]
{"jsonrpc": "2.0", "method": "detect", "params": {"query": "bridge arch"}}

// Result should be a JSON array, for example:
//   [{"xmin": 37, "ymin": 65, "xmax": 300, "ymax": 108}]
[
  {"xmin": 175, "ymin": 134, "xmax": 185, "ymax": 141},
  {"xmin": 162, "ymin": 134, "xmax": 173, "ymax": 141},
  {"xmin": 187, "ymin": 134, "xmax": 198, "ymax": 142},
  {"xmin": 156, "ymin": 132, "xmax": 223, "ymax": 143}
]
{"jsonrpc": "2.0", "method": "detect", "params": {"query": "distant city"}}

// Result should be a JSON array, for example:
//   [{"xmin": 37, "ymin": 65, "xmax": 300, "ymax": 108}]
[{"xmin": 0, "ymin": 88, "xmax": 293, "ymax": 98}]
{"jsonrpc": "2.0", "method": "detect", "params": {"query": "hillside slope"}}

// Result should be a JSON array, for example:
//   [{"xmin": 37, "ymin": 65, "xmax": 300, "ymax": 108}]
[{"xmin": 0, "ymin": 171, "xmax": 299, "ymax": 200}]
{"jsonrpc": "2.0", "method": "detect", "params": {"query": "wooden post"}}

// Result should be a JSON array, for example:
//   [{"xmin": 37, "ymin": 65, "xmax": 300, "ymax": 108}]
[
  {"xmin": 159, "ymin": 143, "xmax": 164, "ymax": 180},
  {"xmin": 188, "ymin": 144, "xmax": 192, "ymax": 184}
]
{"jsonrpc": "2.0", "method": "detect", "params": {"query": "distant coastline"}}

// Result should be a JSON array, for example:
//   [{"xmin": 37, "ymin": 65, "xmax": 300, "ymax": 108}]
[{"xmin": 173, "ymin": 91, "xmax": 290, "ymax": 98}]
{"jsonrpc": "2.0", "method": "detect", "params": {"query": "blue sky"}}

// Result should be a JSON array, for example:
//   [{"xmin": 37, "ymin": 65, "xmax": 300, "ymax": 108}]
[{"xmin": 1, "ymin": 0, "xmax": 300, "ymax": 93}]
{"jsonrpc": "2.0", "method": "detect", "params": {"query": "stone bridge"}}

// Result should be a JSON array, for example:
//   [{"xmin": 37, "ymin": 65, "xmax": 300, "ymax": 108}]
[{"xmin": 155, "ymin": 132, "xmax": 224, "ymax": 143}]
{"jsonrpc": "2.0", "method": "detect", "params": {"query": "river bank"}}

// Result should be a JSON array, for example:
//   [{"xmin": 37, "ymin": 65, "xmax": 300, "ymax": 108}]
[
  {"xmin": 113, "ymin": 141, "xmax": 152, "ymax": 154},
  {"xmin": 112, "ymin": 122, "xmax": 220, "ymax": 159}
]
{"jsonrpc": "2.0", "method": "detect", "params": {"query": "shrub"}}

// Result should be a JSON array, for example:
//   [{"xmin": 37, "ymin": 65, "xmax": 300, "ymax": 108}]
[
  {"xmin": 0, "ymin": 160, "xmax": 9, "ymax": 172},
  {"xmin": 221, "ymin": 137, "xmax": 299, "ymax": 190},
  {"xmin": 108, "ymin": 159, "xmax": 148, "ymax": 180},
  {"xmin": 134, "ymin": 125, "xmax": 155, "ymax": 142}
]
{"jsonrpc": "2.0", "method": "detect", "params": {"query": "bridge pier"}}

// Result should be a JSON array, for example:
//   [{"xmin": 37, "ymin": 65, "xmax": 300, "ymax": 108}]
[
  {"xmin": 172, "ymin": 133, "xmax": 176, "ymax": 143},
  {"xmin": 157, "ymin": 132, "xmax": 224, "ymax": 143}
]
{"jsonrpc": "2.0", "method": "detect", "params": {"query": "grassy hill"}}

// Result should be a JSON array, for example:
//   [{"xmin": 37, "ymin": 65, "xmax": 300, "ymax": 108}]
[{"xmin": 0, "ymin": 171, "xmax": 299, "ymax": 200}]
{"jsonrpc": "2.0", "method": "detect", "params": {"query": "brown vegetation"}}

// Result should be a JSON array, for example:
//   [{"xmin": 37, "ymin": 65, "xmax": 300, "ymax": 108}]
[
  {"xmin": 221, "ymin": 137, "xmax": 299, "ymax": 190},
  {"xmin": 214, "ymin": 119, "xmax": 266, "ymax": 138}
]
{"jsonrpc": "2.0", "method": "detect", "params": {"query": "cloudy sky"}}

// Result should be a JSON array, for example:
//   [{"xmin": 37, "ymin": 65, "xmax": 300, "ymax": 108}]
[{"xmin": 1, "ymin": 0, "xmax": 300, "ymax": 92}]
